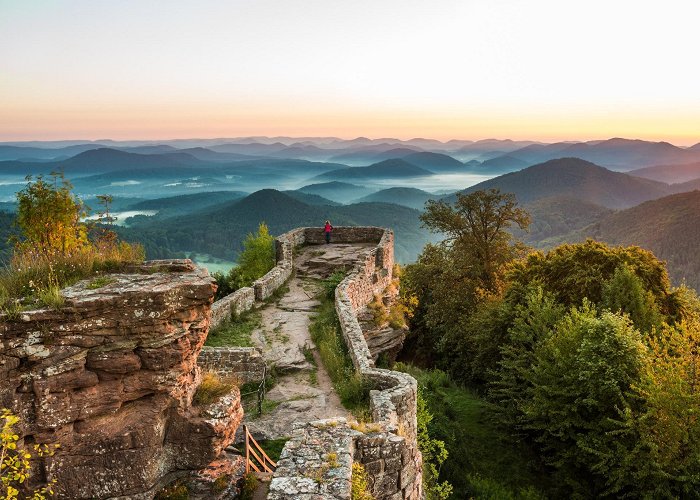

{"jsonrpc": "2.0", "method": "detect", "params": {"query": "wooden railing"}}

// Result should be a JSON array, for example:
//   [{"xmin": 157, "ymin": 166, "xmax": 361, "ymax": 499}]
[{"xmin": 244, "ymin": 424, "xmax": 277, "ymax": 474}]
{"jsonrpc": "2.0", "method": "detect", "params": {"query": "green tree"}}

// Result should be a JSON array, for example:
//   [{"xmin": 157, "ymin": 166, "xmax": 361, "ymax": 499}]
[
  {"xmin": 521, "ymin": 305, "xmax": 647, "ymax": 496},
  {"xmin": 213, "ymin": 223, "xmax": 275, "ymax": 300},
  {"xmin": 417, "ymin": 389, "xmax": 453, "ymax": 500},
  {"xmin": 489, "ymin": 286, "xmax": 565, "ymax": 429},
  {"xmin": 403, "ymin": 190, "xmax": 530, "ymax": 366},
  {"xmin": 508, "ymin": 240, "xmax": 678, "ymax": 316},
  {"xmin": 421, "ymin": 189, "xmax": 530, "ymax": 291},
  {"xmin": 14, "ymin": 173, "xmax": 88, "ymax": 255},
  {"xmin": 601, "ymin": 263, "xmax": 663, "ymax": 333},
  {"xmin": 613, "ymin": 319, "xmax": 700, "ymax": 497}
]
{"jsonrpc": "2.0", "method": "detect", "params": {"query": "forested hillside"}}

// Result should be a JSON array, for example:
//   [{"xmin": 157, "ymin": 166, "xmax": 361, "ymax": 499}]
[
  {"xmin": 579, "ymin": 190, "xmax": 700, "ymax": 290},
  {"xmin": 449, "ymin": 158, "xmax": 670, "ymax": 208},
  {"xmin": 397, "ymin": 188, "xmax": 700, "ymax": 498},
  {"xmin": 114, "ymin": 189, "xmax": 431, "ymax": 263}
]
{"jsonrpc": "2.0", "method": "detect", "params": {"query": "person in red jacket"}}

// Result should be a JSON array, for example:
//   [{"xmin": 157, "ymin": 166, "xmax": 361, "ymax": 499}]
[{"xmin": 324, "ymin": 220, "xmax": 333, "ymax": 244}]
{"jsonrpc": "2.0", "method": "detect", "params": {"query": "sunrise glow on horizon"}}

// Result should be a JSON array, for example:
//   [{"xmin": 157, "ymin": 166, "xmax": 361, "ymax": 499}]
[{"xmin": 1, "ymin": 0, "xmax": 699, "ymax": 145}]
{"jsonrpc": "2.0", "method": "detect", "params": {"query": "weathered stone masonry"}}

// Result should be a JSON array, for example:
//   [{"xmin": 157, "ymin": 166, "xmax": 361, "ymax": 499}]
[
  {"xmin": 0, "ymin": 260, "xmax": 243, "ymax": 499},
  {"xmin": 265, "ymin": 227, "xmax": 423, "ymax": 500}
]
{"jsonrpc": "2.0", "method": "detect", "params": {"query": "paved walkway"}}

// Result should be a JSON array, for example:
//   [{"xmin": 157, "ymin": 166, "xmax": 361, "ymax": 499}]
[{"xmin": 241, "ymin": 243, "xmax": 374, "ymax": 440}]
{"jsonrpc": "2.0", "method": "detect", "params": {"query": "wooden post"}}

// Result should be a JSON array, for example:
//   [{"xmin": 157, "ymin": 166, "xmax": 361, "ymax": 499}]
[{"xmin": 244, "ymin": 425, "xmax": 250, "ymax": 474}]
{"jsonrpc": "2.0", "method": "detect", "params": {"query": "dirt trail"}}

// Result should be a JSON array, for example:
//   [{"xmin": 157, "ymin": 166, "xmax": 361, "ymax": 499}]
[{"xmin": 242, "ymin": 243, "xmax": 374, "ymax": 440}]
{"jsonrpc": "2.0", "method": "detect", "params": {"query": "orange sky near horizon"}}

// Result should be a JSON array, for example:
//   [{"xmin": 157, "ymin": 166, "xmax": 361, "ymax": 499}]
[{"xmin": 1, "ymin": 0, "xmax": 698, "ymax": 146}]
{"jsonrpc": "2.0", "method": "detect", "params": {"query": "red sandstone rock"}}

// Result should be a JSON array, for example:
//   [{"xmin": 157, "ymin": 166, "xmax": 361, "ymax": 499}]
[{"xmin": 0, "ymin": 260, "xmax": 243, "ymax": 499}]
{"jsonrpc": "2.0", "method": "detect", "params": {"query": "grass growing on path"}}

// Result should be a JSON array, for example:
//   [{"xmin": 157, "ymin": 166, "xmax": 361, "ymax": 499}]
[
  {"xmin": 205, "ymin": 311, "xmax": 261, "ymax": 347},
  {"xmin": 396, "ymin": 363, "xmax": 549, "ymax": 499},
  {"xmin": 309, "ymin": 297, "xmax": 370, "ymax": 417}
]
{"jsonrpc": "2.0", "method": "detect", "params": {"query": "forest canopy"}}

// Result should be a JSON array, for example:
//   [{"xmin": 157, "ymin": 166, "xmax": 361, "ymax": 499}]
[{"xmin": 401, "ymin": 189, "xmax": 700, "ymax": 498}]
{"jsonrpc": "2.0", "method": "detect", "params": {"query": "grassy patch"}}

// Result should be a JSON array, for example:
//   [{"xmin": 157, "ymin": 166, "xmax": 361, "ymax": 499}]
[
  {"xmin": 395, "ymin": 363, "xmax": 549, "ymax": 499},
  {"xmin": 349, "ymin": 421, "xmax": 382, "ymax": 434},
  {"xmin": 257, "ymin": 438, "xmax": 289, "ymax": 462},
  {"xmin": 154, "ymin": 480, "xmax": 189, "ymax": 500},
  {"xmin": 0, "ymin": 242, "xmax": 143, "ymax": 305},
  {"xmin": 85, "ymin": 276, "xmax": 116, "ymax": 289},
  {"xmin": 321, "ymin": 270, "xmax": 346, "ymax": 299},
  {"xmin": 309, "ymin": 298, "xmax": 371, "ymax": 417},
  {"xmin": 239, "ymin": 473, "xmax": 258, "ymax": 500},
  {"xmin": 302, "ymin": 345, "xmax": 319, "ymax": 385},
  {"xmin": 37, "ymin": 285, "xmax": 65, "ymax": 310},
  {"xmin": 205, "ymin": 311, "xmax": 261, "ymax": 347},
  {"xmin": 264, "ymin": 279, "xmax": 291, "ymax": 304},
  {"xmin": 193, "ymin": 372, "xmax": 233, "ymax": 406}
]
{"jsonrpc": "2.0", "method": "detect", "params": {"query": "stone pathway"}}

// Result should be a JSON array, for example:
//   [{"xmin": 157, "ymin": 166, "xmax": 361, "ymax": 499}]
[{"xmin": 241, "ymin": 243, "xmax": 374, "ymax": 440}]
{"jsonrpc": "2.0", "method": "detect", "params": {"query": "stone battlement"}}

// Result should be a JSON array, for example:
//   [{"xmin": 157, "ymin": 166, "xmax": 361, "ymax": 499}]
[{"xmin": 263, "ymin": 227, "xmax": 423, "ymax": 500}]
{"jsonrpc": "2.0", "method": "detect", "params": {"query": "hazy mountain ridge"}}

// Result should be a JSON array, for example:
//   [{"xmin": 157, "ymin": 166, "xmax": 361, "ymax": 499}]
[
  {"xmin": 312, "ymin": 159, "xmax": 434, "ymax": 181},
  {"xmin": 114, "ymin": 189, "xmax": 431, "ymax": 263},
  {"xmin": 573, "ymin": 190, "xmax": 700, "ymax": 290},
  {"xmin": 630, "ymin": 161, "xmax": 700, "ymax": 184},
  {"xmin": 447, "ymin": 157, "xmax": 671, "ymax": 208},
  {"xmin": 353, "ymin": 187, "xmax": 437, "ymax": 209}
]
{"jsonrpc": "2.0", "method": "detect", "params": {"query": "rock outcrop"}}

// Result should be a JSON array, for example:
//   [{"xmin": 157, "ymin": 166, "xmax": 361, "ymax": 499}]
[{"xmin": 0, "ymin": 260, "xmax": 242, "ymax": 499}]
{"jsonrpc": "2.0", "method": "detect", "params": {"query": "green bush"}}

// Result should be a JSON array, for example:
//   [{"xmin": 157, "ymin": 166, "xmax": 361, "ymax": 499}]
[
  {"xmin": 213, "ymin": 222, "xmax": 275, "ymax": 300},
  {"xmin": 193, "ymin": 372, "xmax": 233, "ymax": 406}
]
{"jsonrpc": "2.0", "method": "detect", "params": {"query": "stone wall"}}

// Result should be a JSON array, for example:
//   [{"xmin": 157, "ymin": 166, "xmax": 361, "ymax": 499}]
[
  {"xmin": 268, "ymin": 227, "xmax": 423, "ymax": 500},
  {"xmin": 0, "ymin": 260, "xmax": 243, "ymax": 499},
  {"xmin": 210, "ymin": 286, "xmax": 254, "ymax": 328},
  {"xmin": 198, "ymin": 346, "xmax": 266, "ymax": 385}
]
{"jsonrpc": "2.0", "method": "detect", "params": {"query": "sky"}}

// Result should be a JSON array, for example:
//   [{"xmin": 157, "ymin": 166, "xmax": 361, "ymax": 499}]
[{"xmin": 1, "ymin": 0, "xmax": 698, "ymax": 144}]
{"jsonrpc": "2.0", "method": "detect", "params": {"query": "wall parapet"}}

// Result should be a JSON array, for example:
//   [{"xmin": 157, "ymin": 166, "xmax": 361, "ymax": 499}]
[{"xmin": 267, "ymin": 227, "xmax": 423, "ymax": 500}]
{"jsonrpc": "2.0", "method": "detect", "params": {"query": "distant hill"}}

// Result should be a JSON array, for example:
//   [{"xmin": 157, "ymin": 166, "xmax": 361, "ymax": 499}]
[
  {"xmin": 631, "ymin": 161, "xmax": 700, "ymax": 184},
  {"xmin": 356, "ymin": 187, "xmax": 439, "ymax": 211},
  {"xmin": 126, "ymin": 191, "xmax": 248, "ymax": 215},
  {"xmin": 328, "ymin": 147, "xmax": 421, "ymax": 165},
  {"xmin": 671, "ymin": 178, "xmax": 700, "ymax": 194},
  {"xmin": 0, "ymin": 143, "xmax": 103, "ymax": 161},
  {"xmin": 297, "ymin": 182, "xmax": 376, "ymax": 203},
  {"xmin": 65, "ymin": 148, "xmax": 205, "ymax": 170},
  {"xmin": 312, "ymin": 159, "xmax": 433, "ymax": 181},
  {"xmin": 447, "ymin": 158, "xmax": 670, "ymax": 209},
  {"xmin": 401, "ymin": 152, "xmax": 464, "ymax": 172},
  {"xmin": 283, "ymin": 191, "xmax": 341, "ymax": 206},
  {"xmin": 503, "ymin": 138, "xmax": 700, "ymax": 171},
  {"xmin": 175, "ymin": 147, "xmax": 263, "ymax": 162},
  {"xmin": 0, "ymin": 148, "xmax": 207, "ymax": 176},
  {"xmin": 353, "ymin": 187, "xmax": 436, "ymax": 210},
  {"xmin": 511, "ymin": 196, "xmax": 614, "ymax": 247},
  {"xmin": 115, "ymin": 189, "xmax": 431, "ymax": 262},
  {"xmin": 577, "ymin": 190, "xmax": 700, "ymax": 290},
  {"xmin": 476, "ymin": 155, "xmax": 530, "ymax": 174}
]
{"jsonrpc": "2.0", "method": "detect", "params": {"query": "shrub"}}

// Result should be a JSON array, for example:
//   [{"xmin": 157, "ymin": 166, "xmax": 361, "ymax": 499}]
[
  {"xmin": 193, "ymin": 372, "xmax": 233, "ymax": 406},
  {"xmin": 417, "ymin": 389, "xmax": 453, "ymax": 500},
  {"xmin": 213, "ymin": 223, "xmax": 275, "ymax": 300},
  {"xmin": 239, "ymin": 473, "xmax": 258, "ymax": 500},
  {"xmin": 1, "ymin": 175, "xmax": 144, "ymax": 309},
  {"xmin": 1, "ymin": 408, "xmax": 59, "ymax": 499},
  {"xmin": 351, "ymin": 462, "xmax": 374, "ymax": 500}
]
